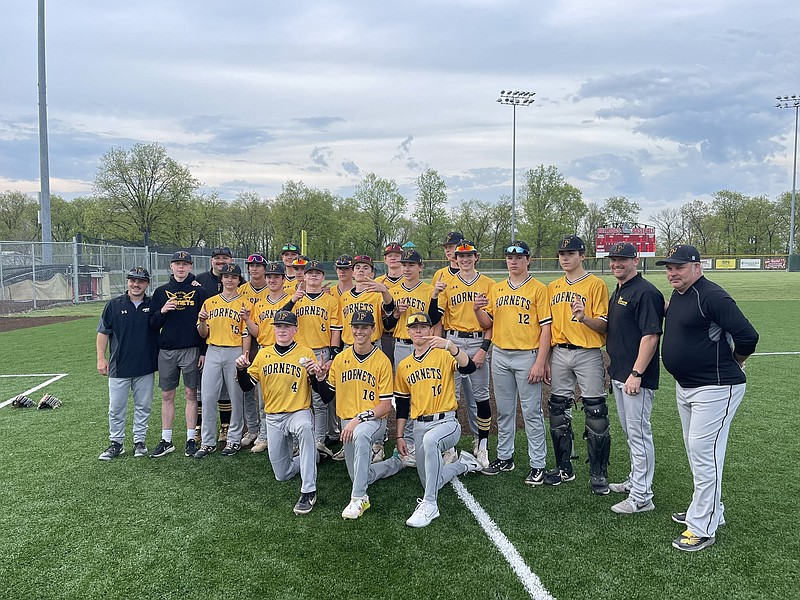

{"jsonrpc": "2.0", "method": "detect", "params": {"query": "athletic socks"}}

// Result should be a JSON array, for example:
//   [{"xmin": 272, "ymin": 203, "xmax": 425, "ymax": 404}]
[{"xmin": 162, "ymin": 429, "xmax": 172, "ymax": 443}]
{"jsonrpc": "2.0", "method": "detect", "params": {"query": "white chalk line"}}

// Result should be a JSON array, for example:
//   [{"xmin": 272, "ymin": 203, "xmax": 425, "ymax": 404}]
[
  {"xmin": 0, "ymin": 373, "xmax": 68, "ymax": 408},
  {"xmin": 451, "ymin": 479, "xmax": 555, "ymax": 600},
  {"xmin": 751, "ymin": 352, "xmax": 800, "ymax": 356}
]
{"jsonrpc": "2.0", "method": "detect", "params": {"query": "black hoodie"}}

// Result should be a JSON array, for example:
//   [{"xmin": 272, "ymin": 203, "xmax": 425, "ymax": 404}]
[{"xmin": 149, "ymin": 273, "xmax": 209, "ymax": 350}]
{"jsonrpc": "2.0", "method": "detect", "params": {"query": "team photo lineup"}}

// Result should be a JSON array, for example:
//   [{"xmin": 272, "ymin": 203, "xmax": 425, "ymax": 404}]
[{"xmin": 96, "ymin": 231, "xmax": 759, "ymax": 551}]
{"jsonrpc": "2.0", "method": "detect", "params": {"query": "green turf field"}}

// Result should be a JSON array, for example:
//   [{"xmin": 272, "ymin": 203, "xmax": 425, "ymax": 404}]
[{"xmin": 1, "ymin": 272, "xmax": 798, "ymax": 600}]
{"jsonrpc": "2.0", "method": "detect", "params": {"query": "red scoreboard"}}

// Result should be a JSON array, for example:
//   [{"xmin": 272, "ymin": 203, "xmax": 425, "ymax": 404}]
[{"xmin": 595, "ymin": 224, "xmax": 656, "ymax": 257}]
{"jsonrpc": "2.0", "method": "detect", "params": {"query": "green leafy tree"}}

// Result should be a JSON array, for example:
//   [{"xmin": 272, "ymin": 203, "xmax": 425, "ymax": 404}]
[
  {"xmin": 680, "ymin": 199, "xmax": 715, "ymax": 255},
  {"xmin": 412, "ymin": 169, "xmax": 451, "ymax": 259},
  {"xmin": 602, "ymin": 196, "xmax": 641, "ymax": 225},
  {"xmin": 351, "ymin": 173, "xmax": 407, "ymax": 255},
  {"xmin": 94, "ymin": 143, "xmax": 200, "ymax": 245},
  {"xmin": 0, "ymin": 190, "xmax": 39, "ymax": 240},
  {"xmin": 271, "ymin": 182, "xmax": 340, "ymax": 259}
]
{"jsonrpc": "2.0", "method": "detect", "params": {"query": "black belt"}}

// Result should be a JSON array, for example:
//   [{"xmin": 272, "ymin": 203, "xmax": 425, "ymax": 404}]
[
  {"xmin": 416, "ymin": 411, "xmax": 455, "ymax": 422},
  {"xmin": 447, "ymin": 330, "xmax": 484, "ymax": 338},
  {"xmin": 209, "ymin": 344, "xmax": 238, "ymax": 348},
  {"xmin": 398, "ymin": 338, "xmax": 413, "ymax": 344},
  {"xmin": 555, "ymin": 343, "xmax": 584, "ymax": 350}
]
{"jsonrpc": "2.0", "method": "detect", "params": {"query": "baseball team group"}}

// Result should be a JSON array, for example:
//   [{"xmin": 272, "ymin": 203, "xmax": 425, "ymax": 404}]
[{"xmin": 96, "ymin": 231, "xmax": 758, "ymax": 551}]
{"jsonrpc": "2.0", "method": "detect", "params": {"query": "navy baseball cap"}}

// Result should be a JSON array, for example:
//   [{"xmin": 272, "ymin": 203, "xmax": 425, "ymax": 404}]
[
  {"xmin": 273, "ymin": 310, "xmax": 298, "ymax": 326},
  {"xmin": 265, "ymin": 262, "xmax": 285, "ymax": 276},
  {"xmin": 304, "ymin": 260, "xmax": 325, "ymax": 274},
  {"xmin": 335, "ymin": 254, "xmax": 354, "ymax": 268},
  {"xmin": 211, "ymin": 247, "xmax": 232, "ymax": 258},
  {"xmin": 351, "ymin": 310, "xmax": 375, "ymax": 326},
  {"xmin": 558, "ymin": 235, "xmax": 585, "ymax": 252},
  {"xmin": 171, "ymin": 250, "xmax": 193, "ymax": 263},
  {"xmin": 505, "ymin": 241, "xmax": 531, "ymax": 256},
  {"xmin": 656, "ymin": 244, "xmax": 701, "ymax": 265},
  {"xmin": 443, "ymin": 231, "xmax": 464, "ymax": 246},
  {"xmin": 219, "ymin": 263, "xmax": 242, "ymax": 277},
  {"xmin": 126, "ymin": 266, "xmax": 151, "ymax": 281},
  {"xmin": 400, "ymin": 250, "xmax": 423, "ymax": 264},
  {"xmin": 607, "ymin": 242, "xmax": 638, "ymax": 258}
]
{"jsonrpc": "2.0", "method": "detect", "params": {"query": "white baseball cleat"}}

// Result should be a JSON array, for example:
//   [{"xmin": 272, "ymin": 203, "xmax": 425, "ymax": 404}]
[
  {"xmin": 342, "ymin": 496, "xmax": 371, "ymax": 520},
  {"xmin": 476, "ymin": 447, "xmax": 490, "ymax": 470},
  {"xmin": 611, "ymin": 498, "xmax": 655, "ymax": 514},
  {"xmin": 442, "ymin": 447, "xmax": 457, "ymax": 464},
  {"xmin": 458, "ymin": 450, "xmax": 482, "ymax": 473},
  {"xmin": 371, "ymin": 442, "xmax": 385, "ymax": 463},
  {"xmin": 406, "ymin": 498, "xmax": 439, "ymax": 528}
]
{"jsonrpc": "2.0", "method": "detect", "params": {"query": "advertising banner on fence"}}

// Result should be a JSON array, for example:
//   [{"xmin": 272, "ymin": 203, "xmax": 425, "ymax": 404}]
[
  {"xmin": 765, "ymin": 258, "xmax": 787, "ymax": 270},
  {"xmin": 596, "ymin": 224, "xmax": 656, "ymax": 257},
  {"xmin": 740, "ymin": 259, "xmax": 761, "ymax": 270},
  {"xmin": 716, "ymin": 259, "xmax": 737, "ymax": 270}
]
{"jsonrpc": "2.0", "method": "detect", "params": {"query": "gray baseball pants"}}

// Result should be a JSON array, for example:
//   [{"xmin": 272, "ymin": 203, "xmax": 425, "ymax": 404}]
[
  {"xmin": 676, "ymin": 383, "xmax": 744, "ymax": 538},
  {"xmin": 491, "ymin": 347, "xmax": 546, "ymax": 468},
  {"xmin": 341, "ymin": 418, "xmax": 403, "ymax": 498},
  {"xmin": 611, "ymin": 380, "xmax": 655, "ymax": 503},
  {"xmin": 108, "ymin": 374, "xmax": 154, "ymax": 444},
  {"xmin": 393, "ymin": 340, "xmax": 415, "ymax": 446},
  {"xmin": 310, "ymin": 347, "xmax": 334, "ymax": 442},
  {"xmin": 265, "ymin": 409, "xmax": 317, "ymax": 493},
  {"xmin": 200, "ymin": 346, "xmax": 244, "ymax": 446},
  {"xmin": 413, "ymin": 412, "xmax": 468, "ymax": 504},
  {"xmin": 446, "ymin": 333, "xmax": 489, "ymax": 437}
]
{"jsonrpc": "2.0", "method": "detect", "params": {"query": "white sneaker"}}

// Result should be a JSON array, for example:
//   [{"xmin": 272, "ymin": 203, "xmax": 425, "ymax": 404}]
[
  {"xmin": 241, "ymin": 431, "xmax": 258, "ymax": 446},
  {"xmin": 250, "ymin": 440, "xmax": 268, "ymax": 453},
  {"xmin": 332, "ymin": 447, "xmax": 346, "ymax": 461},
  {"xmin": 608, "ymin": 480, "xmax": 632, "ymax": 494},
  {"xmin": 371, "ymin": 442, "xmax": 385, "ymax": 463},
  {"xmin": 442, "ymin": 447, "xmax": 457, "ymax": 464},
  {"xmin": 401, "ymin": 446, "xmax": 416, "ymax": 467},
  {"xmin": 476, "ymin": 447, "xmax": 489, "ymax": 469},
  {"xmin": 472, "ymin": 438, "xmax": 479, "ymax": 456},
  {"xmin": 342, "ymin": 496, "xmax": 371, "ymax": 520},
  {"xmin": 317, "ymin": 441, "xmax": 334, "ymax": 458},
  {"xmin": 406, "ymin": 498, "xmax": 439, "ymax": 528},
  {"xmin": 611, "ymin": 498, "xmax": 655, "ymax": 514},
  {"xmin": 458, "ymin": 450, "xmax": 482, "ymax": 473}
]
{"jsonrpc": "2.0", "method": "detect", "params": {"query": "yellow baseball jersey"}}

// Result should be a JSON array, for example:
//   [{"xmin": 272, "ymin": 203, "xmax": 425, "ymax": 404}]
[
  {"xmin": 484, "ymin": 276, "xmax": 551, "ymax": 350},
  {"xmin": 253, "ymin": 294, "xmax": 289, "ymax": 347},
  {"xmin": 390, "ymin": 281, "xmax": 434, "ymax": 340},
  {"xmin": 238, "ymin": 281, "xmax": 270, "ymax": 307},
  {"xmin": 395, "ymin": 348, "xmax": 458, "ymax": 419},
  {"xmin": 327, "ymin": 345, "xmax": 393, "ymax": 420},
  {"xmin": 438, "ymin": 272, "xmax": 494, "ymax": 333},
  {"xmin": 431, "ymin": 266, "xmax": 459, "ymax": 329},
  {"xmin": 548, "ymin": 272, "xmax": 608, "ymax": 348},
  {"xmin": 200, "ymin": 294, "xmax": 249, "ymax": 347},
  {"xmin": 247, "ymin": 342, "xmax": 316, "ymax": 414},
  {"xmin": 339, "ymin": 289, "xmax": 386, "ymax": 345},
  {"xmin": 375, "ymin": 273, "xmax": 403, "ymax": 289},
  {"xmin": 293, "ymin": 291, "xmax": 343, "ymax": 349},
  {"xmin": 283, "ymin": 275, "xmax": 299, "ymax": 295},
  {"xmin": 329, "ymin": 283, "xmax": 353, "ymax": 301}
]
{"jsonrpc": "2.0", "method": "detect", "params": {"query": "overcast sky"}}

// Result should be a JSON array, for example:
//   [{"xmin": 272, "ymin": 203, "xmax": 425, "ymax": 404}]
[{"xmin": 2, "ymin": 0, "xmax": 799, "ymax": 220}]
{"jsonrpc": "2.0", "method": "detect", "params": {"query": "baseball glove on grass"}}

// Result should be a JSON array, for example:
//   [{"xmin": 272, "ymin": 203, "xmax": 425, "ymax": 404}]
[
  {"xmin": 11, "ymin": 394, "xmax": 36, "ymax": 408},
  {"xmin": 38, "ymin": 394, "xmax": 62, "ymax": 409}
]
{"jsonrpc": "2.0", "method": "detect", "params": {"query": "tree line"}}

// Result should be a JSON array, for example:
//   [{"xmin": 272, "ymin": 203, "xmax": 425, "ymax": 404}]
[{"xmin": 1, "ymin": 143, "xmax": 796, "ymax": 258}]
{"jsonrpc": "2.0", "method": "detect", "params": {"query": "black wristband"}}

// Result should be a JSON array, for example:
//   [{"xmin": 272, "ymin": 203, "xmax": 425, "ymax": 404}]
[{"xmin": 481, "ymin": 339, "xmax": 491, "ymax": 351}]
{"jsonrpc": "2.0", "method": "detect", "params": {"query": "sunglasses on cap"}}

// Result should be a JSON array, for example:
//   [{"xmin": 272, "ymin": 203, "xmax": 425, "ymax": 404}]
[
  {"xmin": 455, "ymin": 243, "xmax": 478, "ymax": 253},
  {"xmin": 246, "ymin": 254, "xmax": 267, "ymax": 264},
  {"xmin": 505, "ymin": 245, "xmax": 528, "ymax": 255},
  {"xmin": 354, "ymin": 255, "xmax": 373, "ymax": 263},
  {"xmin": 406, "ymin": 312, "xmax": 432, "ymax": 326},
  {"xmin": 281, "ymin": 244, "xmax": 300, "ymax": 252},
  {"xmin": 292, "ymin": 257, "xmax": 309, "ymax": 267}
]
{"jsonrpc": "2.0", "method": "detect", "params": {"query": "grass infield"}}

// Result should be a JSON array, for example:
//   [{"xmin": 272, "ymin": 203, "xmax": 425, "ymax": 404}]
[{"xmin": 1, "ymin": 272, "xmax": 798, "ymax": 600}]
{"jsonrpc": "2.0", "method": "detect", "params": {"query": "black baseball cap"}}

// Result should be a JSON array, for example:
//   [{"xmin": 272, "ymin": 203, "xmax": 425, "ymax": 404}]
[
  {"xmin": 304, "ymin": 260, "xmax": 325, "ymax": 274},
  {"xmin": 211, "ymin": 247, "xmax": 232, "ymax": 258},
  {"xmin": 335, "ymin": 254, "xmax": 354, "ymax": 268},
  {"xmin": 171, "ymin": 250, "xmax": 193, "ymax": 264},
  {"xmin": 265, "ymin": 262, "xmax": 285, "ymax": 276},
  {"xmin": 407, "ymin": 312, "xmax": 432, "ymax": 327},
  {"xmin": 351, "ymin": 310, "xmax": 375, "ymax": 326},
  {"xmin": 656, "ymin": 244, "xmax": 701, "ymax": 265},
  {"xmin": 505, "ymin": 241, "xmax": 531, "ymax": 256},
  {"xmin": 400, "ymin": 249, "xmax": 423, "ymax": 264},
  {"xmin": 558, "ymin": 235, "xmax": 585, "ymax": 252},
  {"xmin": 219, "ymin": 264, "xmax": 242, "ymax": 277},
  {"xmin": 126, "ymin": 266, "xmax": 151, "ymax": 281},
  {"xmin": 607, "ymin": 242, "xmax": 638, "ymax": 258},
  {"xmin": 273, "ymin": 310, "xmax": 298, "ymax": 326},
  {"xmin": 280, "ymin": 243, "xmax": 300, "ymax": 255},
  {"xmin": 443, "ymin": 231, "xmax": 464, "ymax": 246}
]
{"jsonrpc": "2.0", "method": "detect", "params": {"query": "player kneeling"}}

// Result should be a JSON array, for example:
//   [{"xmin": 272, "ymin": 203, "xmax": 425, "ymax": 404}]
[
  {"xmin": 395, "ymin": 312, "xmax": 483, "ymax": 528},
  {"xmin": 310, "ymin": 311, "xmax": 404, "ymax": 519},
  {"xmin": 235, "ymin": 311, "xmax": 319, "ymax": 515}
]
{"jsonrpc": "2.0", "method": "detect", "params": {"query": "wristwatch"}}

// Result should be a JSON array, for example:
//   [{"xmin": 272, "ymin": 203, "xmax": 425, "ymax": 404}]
[{"xmin": 631, "ymin": 370, "xmax": 643, "ymax": 378}]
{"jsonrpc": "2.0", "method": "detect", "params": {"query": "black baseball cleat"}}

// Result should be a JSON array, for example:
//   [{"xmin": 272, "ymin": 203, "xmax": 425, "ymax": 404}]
[
  {"xmin": 524, "ymin": 468, "xmax": 546, "ymax": 486},
  {"xmin": 150, "ymin": 439, "xmax": 175, "ymax": 458},
  {"xmin": 221, "ymin": 443, "xmax": 241, "ymax": 456},
  {"xmin": 482, "ymin": 458, "xmax": 515, "ymax": 475},
  {"xmin": 591, "ymin": 475, "xmax": 611, "ymax": 495},
  {"xmin": 193, "ymin": 445, "xmax": 216, "ymax": 459},
  {"xmin": 544, "ymin": 468, "xmax": 576, "ymax": 486},
  {"xmin": 293, "ymin": 491, "xmax": 317, "ymax": 515},
  {"xmin": 185, "ymin": 439, "xmax": 198, "ymax": 457},
  {"xmin": 99, "ymin": 441, "xmax": 124, "ymax": 461}
]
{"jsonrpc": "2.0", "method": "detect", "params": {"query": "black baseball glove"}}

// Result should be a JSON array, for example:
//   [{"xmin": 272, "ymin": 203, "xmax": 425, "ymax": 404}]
[
  {"xmin": 38, "ymin": 394, "xmax": 63, "ymax": 409},
  {"xmin": 11, "ymin": 394, "xmax": 36, "ymax": 408}
]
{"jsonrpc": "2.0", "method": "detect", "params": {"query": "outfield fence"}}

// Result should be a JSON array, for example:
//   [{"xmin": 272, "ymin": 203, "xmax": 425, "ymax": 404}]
[{"xmin": 0, "ymin": 239, "xmax": 795, "ymax": 315}]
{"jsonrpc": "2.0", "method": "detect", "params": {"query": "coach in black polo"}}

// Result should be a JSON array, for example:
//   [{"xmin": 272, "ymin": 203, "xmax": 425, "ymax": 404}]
[{"xmin": 604, "ymin": 242, "xmax": 664, "ymax": 515}]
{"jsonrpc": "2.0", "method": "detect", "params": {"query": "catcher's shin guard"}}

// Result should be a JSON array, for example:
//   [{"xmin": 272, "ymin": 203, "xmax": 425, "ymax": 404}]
[
  {"xmin": 583, "ymin": 396, "xmax": 610, "ymax": 477},
  {"xmin": 548, "ymin": 394, "xmax": 573, "ymax": 471}
]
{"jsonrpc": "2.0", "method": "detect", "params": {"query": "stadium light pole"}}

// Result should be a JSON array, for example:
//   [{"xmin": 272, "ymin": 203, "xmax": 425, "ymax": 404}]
[
  {"xmin": 775, "ymin": 94, "xmax": 799, "ymax": 259},
  {"xmin": 497, "ymin": 90, "xmax": 535, "ymax": 241}
]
